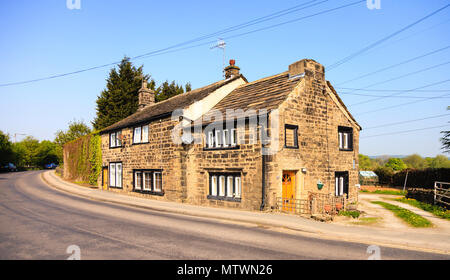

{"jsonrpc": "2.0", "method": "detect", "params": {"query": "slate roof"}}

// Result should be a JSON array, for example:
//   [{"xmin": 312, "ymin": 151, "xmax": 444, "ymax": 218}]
[
  {"xmin": 101, "ymin": 75, "xmax": 244, "ymax": 133},
  {"xmin": 200, "ymin": 72, "xmax": 301, "ymax": 124}
]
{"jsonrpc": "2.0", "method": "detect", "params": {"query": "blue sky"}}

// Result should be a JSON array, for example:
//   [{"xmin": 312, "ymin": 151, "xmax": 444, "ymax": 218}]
[{"xmin": 0, "ymin": 0, "xmax": 449, "ymax": 157}]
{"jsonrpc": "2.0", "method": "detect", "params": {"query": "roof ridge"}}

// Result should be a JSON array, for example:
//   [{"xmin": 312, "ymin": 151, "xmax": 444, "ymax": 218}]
[{"xmin": 235, "ymin": 71, "xmax": 288, "ymax": 89}]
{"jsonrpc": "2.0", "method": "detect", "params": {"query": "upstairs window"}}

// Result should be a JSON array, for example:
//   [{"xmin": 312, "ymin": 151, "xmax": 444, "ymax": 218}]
[
  {"xmin": 109, "ymin": 131, "xmax": 122, "ymax": 148},
  {"xmin": 133, "ymin": 125, "xmax": 149, "ymax": 144},
  {"xmin": 209, "ymin": 173, "xmax": 241, "ymax": 201},
  {"xmin": 205, "ymin": 127, "xmax": 238, "ymax": 149},
  {"xmin": 338, "ymin": 126, "xmax": 353, "ymax": 151},
  {"xmin": 284, "ymin": 124, "xmax": 298, "ymax": 148}
]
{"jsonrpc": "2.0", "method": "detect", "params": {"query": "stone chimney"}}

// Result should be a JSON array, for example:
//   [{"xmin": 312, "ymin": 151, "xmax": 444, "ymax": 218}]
[
  {"xmin": 138, "ymin": 79, "xmax": 155, "ymax": 111},
  {"xmin": 224, "ymin": 59, "xmax": 240, "ymax": 79},
  {"xmin": 288, "ymin": 59, "xmax": 325, "ymax": 82}
]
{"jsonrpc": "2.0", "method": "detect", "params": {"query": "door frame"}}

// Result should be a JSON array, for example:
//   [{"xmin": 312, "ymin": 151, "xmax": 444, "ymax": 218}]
[
  {"xmin": 102, "ymin": 166, "xmax": 108, "ymax": 190},
  {"xmin": 282, "ymin": 170, "xmax": 297, "ymax": 212}
]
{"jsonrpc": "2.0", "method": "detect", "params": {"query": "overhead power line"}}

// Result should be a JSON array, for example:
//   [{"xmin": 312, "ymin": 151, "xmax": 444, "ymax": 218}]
[
  {"xmin": 326, "ymin": 3, "xmax": 450, "ymax": 71},
  {"xmin": 363, "ymin": 113, "xmax": 450, "ymax": 130},
  {"xmin": 361, "ymin": 125, "xmax": 449, "ymax": 138},
  {"xmin": 336, "ymin": 45, "xmax": 450, "ymax": 86},
  {"xmin": 0, "ymin": 0, "xmax": 340, "ymax": 88},
  {"xmin": 336, "ymin": 87, "xmax": 450, "ymax": 92},
  {"xmin": 348, "ymin": 60, "xmax": 450, "ymax": 106},
  {"xmin": 340, "ymin": 92, "xmax": 450, "ymax": 99},
  {"xmin": 354, "ymin": 78, "xmax": 450, "ymax": 116}
]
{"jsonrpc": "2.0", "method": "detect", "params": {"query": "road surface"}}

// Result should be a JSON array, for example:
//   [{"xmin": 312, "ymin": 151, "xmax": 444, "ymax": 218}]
[{"xmin": 0, "ymin": 171, "xmax": 448, "ymax": 260}]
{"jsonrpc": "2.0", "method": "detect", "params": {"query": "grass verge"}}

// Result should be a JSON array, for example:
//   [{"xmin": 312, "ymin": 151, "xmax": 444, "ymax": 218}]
[
  {"xmin": 360, "ymin": 189, "xmax": 406, "ymax": 196},
  {"xmin": 395, "ymin": 198, "xmax": 450, "ymax": 221},
  {"xmin": 371, "ymin": 201, "xmax": 432, "ymax": 227},
  {"xmin": 338, "ymin": 210, "xmax": 361, "ymax": 219},
  {"xmin": 352, "ymin": 217, "xmax": 381, "ymax": 226}
]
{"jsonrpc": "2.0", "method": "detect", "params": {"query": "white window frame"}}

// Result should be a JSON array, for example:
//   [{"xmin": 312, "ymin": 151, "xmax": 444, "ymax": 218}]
[
  {"xmin": 219, "ymin": 175, "xmax": 225, "ymax": 196},
  {"xmin": 227, "ymin": 176, "xmax": 233, "ymax": 197},
  {"xmin": 110, "ymin": 133, "xmax": 116, "ymax": 148},
  {"xmin": 142, "ymin": 125, "xmax": 149, "ymax": 143},
  {"xmin": 143, "ymin": 172, "xmax": 152, "ymax": 191},
  {"xmin": 215, "ymin": 130, "xmax": 222, "ymax": 148},
  {"xmin": 153, "ymin": 172, "xmax": 162, "ymax": 192},
  {"xmin": 109, "ymin": 163, "xmax": 116, "ymax": 187},
  {"xmin": 230, "ymin": 128, "xmax": 237, "ymax": 146},
  {"xmin": 135, "ymin": 171, "xmax": 142, "ymax": 191},
  {"xmin": 211, "ymin": 176, "xmax": 217, "ymax": 196},
  {"xmin": 109, "ymin": 162, "xmax": 122, "ymax": 188},
  {"xmin": 208, "ymin": 131, "xmax": 214, "ymax": 148},
  {"xmin": 235, "ymin": 177, "xmax": 241, "ymax": 198},
  {"xmin": 116, "ymin": 163, "xmax": 122, "ymax": 188},
  {"xmin": 133, "ymin": 127, "xmax": 142, "ymax": 144},
  {"xmin": 223, "ymin": 129, "xmax": 229, "ymax": 147}
]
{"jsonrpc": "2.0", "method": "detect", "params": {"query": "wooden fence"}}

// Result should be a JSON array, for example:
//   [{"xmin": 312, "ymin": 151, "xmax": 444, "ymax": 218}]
[{"xmin": 434, "ymin": 181, "xmax": 450, "ymax": 208}]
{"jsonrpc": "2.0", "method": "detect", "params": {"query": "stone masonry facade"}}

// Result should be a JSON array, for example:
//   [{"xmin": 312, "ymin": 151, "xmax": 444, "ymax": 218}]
[{"xmin": 99, "ymin": 58, "xmax": 361, "ymax": 214}]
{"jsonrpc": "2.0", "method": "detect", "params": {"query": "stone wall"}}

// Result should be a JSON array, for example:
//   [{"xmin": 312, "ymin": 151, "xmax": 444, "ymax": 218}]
[
  {"xmin": 101, "ymin": 117, "xmax": 184, "ymax": 202},
  {"xmin": 265, "ymin": 61, "xmax": 360, "ymax": 210}
]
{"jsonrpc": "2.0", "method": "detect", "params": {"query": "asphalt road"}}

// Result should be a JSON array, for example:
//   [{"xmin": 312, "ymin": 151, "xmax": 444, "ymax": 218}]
[{"xmin": 0, "ymin": 171, "xmax": 448, "ymax": 260}]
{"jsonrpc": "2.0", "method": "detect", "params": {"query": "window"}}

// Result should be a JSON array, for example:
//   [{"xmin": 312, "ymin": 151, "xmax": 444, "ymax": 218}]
[
  {"xmin": 338, "ymin": 126, "xmax": 353, "ymax": 151},
  {"xmin": 135, "ymin": 171, "xmax": 142, "ymax": 191},
  {"xmin": 285, "ymin": 124, "xmax": 298, "ymax": 148},
  {"xmin": 109, "ymin": 131, "xmax": 122, "ymax": 148},
  {"xmin": 109, "ymin": 162, "xmax": 122, "ymax": 188},
  {"xmin": 133, "ymin": 125, "xmax": 149, "ymax": 144},
  {"xmin": 208, "ymin": 131, "xmax": 214, "ymax": 148},
  {"xmin": 209, "ymin": 173, "xmax": 241, "ymax": 201},
  {"xmin": 335, "ymin": 171, "xmax": 349, "ymax": 197},
  {"xmin": 205, "ymin": 126, "xmax": 238, "ymax": 149},
  {"xmin": 143, "ymin": 172, "xmax": 152, "ymax": 191},
  {"xmin": 133, "ymin": 169, "xmax": 163, "ymax": 195}
]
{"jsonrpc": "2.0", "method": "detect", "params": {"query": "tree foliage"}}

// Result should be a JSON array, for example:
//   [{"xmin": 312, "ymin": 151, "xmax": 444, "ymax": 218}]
[
  {"xmin": 0, "ymin": 131, "xmax": 14, "ymax": 165},
  {"xmin": 93, "ymin": 57, "xmax": 151, "ymax": 130},
  {"xmin": 93, "ymin": 57, "xmax": 191, "ymax": 130},
  {"xmin": 384, "ymin": 158, "xmax": 407, "ymax": 171},
  {"xmin": 54, "ymin": 120, "xmax": 91, "ymax": 163},
  {"xmin": 403, "ymin": 154, "xmax": 427, "ymax": 169},
  {"xmin": 358, "ymin": 154, "xmax": 379, "ymax": 170}
]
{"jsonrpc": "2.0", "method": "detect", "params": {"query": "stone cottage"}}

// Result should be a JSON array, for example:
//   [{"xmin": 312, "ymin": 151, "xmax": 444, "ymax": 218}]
[{"xmin": 99, "ymin": 58, "xmax": 361, "ymax": 214}]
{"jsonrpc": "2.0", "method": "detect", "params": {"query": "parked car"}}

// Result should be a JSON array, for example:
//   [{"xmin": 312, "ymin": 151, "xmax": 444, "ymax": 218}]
[
  {"xmin": 44, "ymin": 163, "xmax": 58, "ymax": 169},
  {"xmin": 2, "ymin": 163, "xmax": 18, "ymax": 172}
]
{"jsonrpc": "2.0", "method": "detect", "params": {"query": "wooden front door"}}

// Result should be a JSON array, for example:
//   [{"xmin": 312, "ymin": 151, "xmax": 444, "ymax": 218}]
[
  {"xmin": 282, "ymin": 171, "xmax": 296, "ymax": 212},
  {"xmin": 102, "ymin": 167, "xmax": 108, "ymax": 190}
]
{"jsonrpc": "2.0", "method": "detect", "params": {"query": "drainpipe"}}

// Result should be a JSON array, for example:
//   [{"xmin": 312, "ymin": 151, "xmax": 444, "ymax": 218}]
[{"xmin": 260, "ymin": 153, "xmax": 266, "ymax": 211}]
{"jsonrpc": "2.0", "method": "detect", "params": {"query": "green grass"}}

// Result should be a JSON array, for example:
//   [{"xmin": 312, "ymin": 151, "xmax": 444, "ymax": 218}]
[
  {"xmin": 395, "ymin": 198, "xmax": 450, "ymax": 221},
  {"xmin": 352, "ymin": 217, "xmax": 381, "ymax": 225},
  {"xmin": 360, "ymin": 189, "xmax": 406, "ymax": 196},
  {"xmin": 338, "ymin": 210, "xmax": 361, "ymax": 219},
  {"xmin": 371, "ymin": 201, "xmax": 432, "ymax": 227}
]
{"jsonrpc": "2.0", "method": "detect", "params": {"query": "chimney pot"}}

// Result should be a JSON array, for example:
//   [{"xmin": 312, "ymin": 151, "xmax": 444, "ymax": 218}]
[
  {"xmin": 224, "ymin": 59, "xmax": 240, "ymax": 79},
  {"xmin": 138, "ymin": 79, "xmax": 155, "ymax": 111}
]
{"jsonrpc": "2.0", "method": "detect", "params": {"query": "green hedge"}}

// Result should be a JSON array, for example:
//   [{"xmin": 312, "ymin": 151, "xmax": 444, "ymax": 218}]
[
  {"xmin": 374, "ymin": 168, "xmax": 450, "ymax": 188},
  {"xmin": 63, "ymin": 132, "xmax": 102, "ymax": 186}
]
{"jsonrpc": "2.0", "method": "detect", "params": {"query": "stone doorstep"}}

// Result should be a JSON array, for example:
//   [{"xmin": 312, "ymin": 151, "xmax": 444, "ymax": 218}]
[{"xmin": 42, "ymin": 171, "xmax": 450, "ymax": 255}]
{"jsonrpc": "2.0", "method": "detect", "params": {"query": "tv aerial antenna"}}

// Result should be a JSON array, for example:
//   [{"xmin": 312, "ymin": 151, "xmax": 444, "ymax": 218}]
[{"xmin": 210, "ymin": 38, "xmax": 226, "ymax": 78}]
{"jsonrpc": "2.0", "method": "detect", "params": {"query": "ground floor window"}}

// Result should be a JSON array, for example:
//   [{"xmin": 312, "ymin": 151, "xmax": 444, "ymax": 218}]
[
  {"xmin": 133, "ymin": 169, "xmax": 164, "ymax": 195},
  {"xmin": 335, "ymin": 171, "xmax": 349, "ymax": 197},
  {"xmin": 208, "ymin": 173, "xmax": 241, "ymax": 201},
  {"xmin": 109, "ymin": 162, "xmax": 122, "ymax": 188}
]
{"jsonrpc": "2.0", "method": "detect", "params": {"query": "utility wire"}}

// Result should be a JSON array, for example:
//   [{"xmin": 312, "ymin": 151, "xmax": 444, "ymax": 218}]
[
  {"xmin": 336, "ymin": 45, "xmax": 450, "ymax": 86},
  {"xmin": 361, "ymin": 125, "xmax": 449, "ymax": 138},
  {"xmin": 340, "ymin": 92, "xmax": 450, "ymax": 99},
  {"xmin": 348, "ymin": 60, "xmax": 450, "ymax": 106},
  {"xmin": 354, "ymin": 78, "xmax": 450, "ymax": 116},
  {"xmin": 0, "ymin": 0, "xmax": 331, "ymax": 87},
  {"xmin": 363, "ymin": 113, "xmax": 450, "ymax": 130},
  {"xmin": 326, "ymin": 3, "xmax": 450, "ymax": 71},
  {"xmin": 336, "ymin": 87, "xmax": 450, "ymax": 92}
]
